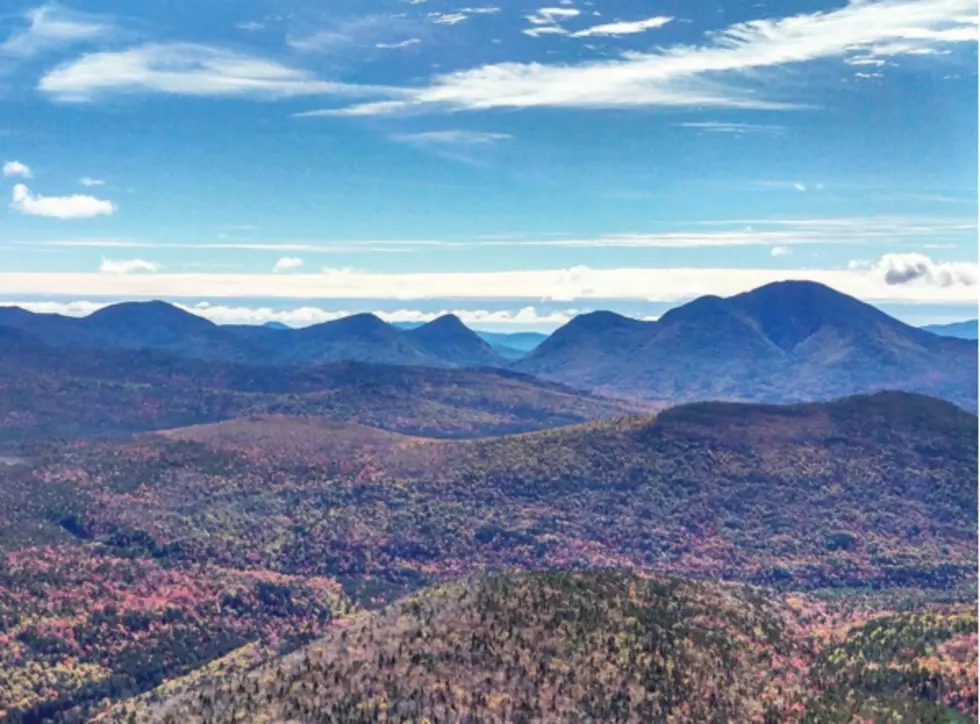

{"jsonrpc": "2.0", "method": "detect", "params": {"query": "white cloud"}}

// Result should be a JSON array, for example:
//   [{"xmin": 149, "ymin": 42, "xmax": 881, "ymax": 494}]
[
  {"xmin": 10, "ymin": 184, "xmax": 115, "ymax": 219},
  {"xmin": 2, "ymin": 161, "xmax": 32, "ymax": 178},
  {"xmin": 272, "ymin": 256, "xmax": 304, "ymax": 273},
  {"xmin": 0, "ymin": 4, "xmax": 113, "ymax": 57},
  {"xmin": 39, "ymin": 43, "xmax": 391, "ymax": 102},
  {"xmin": 0, "ymin": 300, "xmax": 576, "ymax": 329},
  {"xmin": 0, "ymin": 254, "xmax": 974, "ymax": 304},
  {"xmin": 99, "ymin": 258, "xmax": 160, "ymax": 274},
  {"xmin": 794, "ymin": 182, "xmax": 807, "ymax": 192},
  {"xmin": 871, "ymin": 252, "xmax": 977, "ymax": 287},
  {"xmin": 392, "ymin": 130, "xmax": 512, "ymax": 145},
  {"xmin": 0, "ymin": 299, "xmax": 107, "ymax": 316},
  {"xmin": 329, "ymin": 0, "xmax": 977, "ymax": 115},
  {"xmin": 571, "ymin": 16, "xmax": 673, "ymax": 37},
  {"xmin": 177, "ymin": 303, "xmax": 572, "ymax": 328},
  {"xmin": 79, "ymin": 176, "xmax": 104, "ymax": 186},
  {"xmin": 771, "ymin": 246, "xmax": 791, "ymax": 256}
]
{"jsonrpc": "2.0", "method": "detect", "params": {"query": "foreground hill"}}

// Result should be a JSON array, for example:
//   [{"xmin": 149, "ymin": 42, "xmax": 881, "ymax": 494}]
[
  {"xmin": 0, "ymin": 334, "xmax": 639, "ymax": 443},
  {"xmin": 1, "ymin": 392, "xmax": 975, "ymax": 720},
  {"xmin": 0, "ymin": 304, "xmax": 506, "ymax": 369},
  {"xmin": 104, "ymin": 571, "xmax": 978, "ymax": 724},
  {"xmin": 516, "ymin": 281, "xmax": 978, "ymax": 410}
]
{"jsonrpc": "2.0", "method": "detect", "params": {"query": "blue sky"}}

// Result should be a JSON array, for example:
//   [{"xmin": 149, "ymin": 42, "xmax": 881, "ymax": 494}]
[{"xmin": 0, "ymin": 0, "xmax": 977, "ymax": 329}]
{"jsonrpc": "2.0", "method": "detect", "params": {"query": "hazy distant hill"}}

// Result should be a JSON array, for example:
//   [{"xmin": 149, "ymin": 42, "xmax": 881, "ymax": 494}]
[
  {"xmin": 516, "ymin": 281, "xmax": 977, "ymax": 410},
  {"xmin": 0, "ymin": 304, "xmax": 507, "ymax": 369},
  {"xmin": 392, "ymin": 322, "xmax": 548, "ymax": 358},
  {"xmin": 921, "ymin": 319, "xmax": 978, "ymax": 340},
  {"xmin": 476, "ymin": 329, "xmax": 549, "ymax": 357}
]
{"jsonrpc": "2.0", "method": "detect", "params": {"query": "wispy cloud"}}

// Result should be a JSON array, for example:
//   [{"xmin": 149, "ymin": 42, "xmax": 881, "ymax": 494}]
[
  {"xmin": 10, "ymin": 184, "xmax": 115, "ymax": 219},
  {"xmin": 429, "ymin": 12, "xmax": 468, "ymax": 25},
  {"xmin": 523, "ymin": 7, "xmax": 579, "ymax": 36},
  {"xmin": 0, "ymin": 3, "xmax": 114, "ymax": 57},
  {"xmin": 272, "ymin": 256, "xmax": 304, "ymax": 273},
  {"xmin": 78, "ymin": 176, "xmax": 104, "ymax": 186},
  {"xmin": 476, "ymin": 217, "xmax": 976, "ymax": 249},
  {"xmin": 429, "ymin": 7, "xmax": 500, "ymax": 25},
  {"xmin": 288, "ymin": 14, "xmax": 420, "ymax": 53},
  {"xmin": 328, "ymin": 0, "xmax": 976, "ymax": 115},
  {"xmin": 770, "ymin": 246, "xmax": 791, "ymax": 256},
  {"xmin": 2, "ymin": 161, "xmax": 32, "ymax": 178},
  {"xmin": 0, "ymin": 254, "xmax": 974, "ymax": 303},
  {"xmin": 13, "ymin": 216, "xmax": 973, "ymax": 251},
  {"xmin": 39, "ymin": 43, "xmax": 392, "ymax": 102},
  {"xmin": 392, "ymin": 130, "xmax": 511, "ymax": 145},
  {"xmin": 391, "ymin": 130, "xmax": 512, "ymax": 165},
  {"xmin": 570, "ymin": 16, "xmax": 673, "ymax": 38},
  {"xmin": 677, "ymin": 121, "xmax": 785, "ymax": 134},
  {"xmin": 99, "ymin": 258, "xmax": 159, "ymax": 274},
  {"xmin": 17, "ymin": 239, "xmax": 452, "ymax": 252},
  {"xmin": 377, "ymin": 38, "xmax": 421, "ymax": 49}
]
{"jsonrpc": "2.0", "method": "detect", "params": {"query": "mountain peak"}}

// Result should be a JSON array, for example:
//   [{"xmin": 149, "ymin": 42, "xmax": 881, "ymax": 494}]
[
  {"xmin": 312, "ymin": 313, "xmax": 391, "ymax": 336},
  {"xmin": 405, "ymin": 314, "xmax": 501, "ymax": 366},
  {"xmin": 86, "ymin": 301, "xmax": 216, "ymax": 332},
  {"xmin": 564, "ymin": 310, "xmax": 643, "ymax": 332},
  {"xmin": 728, "ymin": 279, "xmax": 900, "ymax": 351},
  {"xmin": 414, "ymin": 314, "xmax": 471, "ymax": 335}
]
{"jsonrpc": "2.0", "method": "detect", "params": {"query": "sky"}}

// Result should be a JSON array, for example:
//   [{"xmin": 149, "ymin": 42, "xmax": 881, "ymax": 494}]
[{"xmin": 0, "ymin": 0, "xmax": 977, "ymax": 330}]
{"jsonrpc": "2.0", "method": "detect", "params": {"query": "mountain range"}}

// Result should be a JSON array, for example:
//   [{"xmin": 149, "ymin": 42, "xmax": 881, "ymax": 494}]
[
  {"xmin": 0, "ymin": 303, "xmax": 503, "ymax": 369},
  {"xmin": 515, "ymin": 281, "xmax": 977, "ymax": 410},
  {"xmin": 1, "ymin": 281, "xmax": 976, "ymax": 411}
]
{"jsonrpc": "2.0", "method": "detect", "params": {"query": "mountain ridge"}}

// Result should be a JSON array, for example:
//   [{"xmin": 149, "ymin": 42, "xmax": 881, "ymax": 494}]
[
  {"xmin": 2, "ymin": 282, "xmax": 975, "ymax": 409},
  {"xmin": 516, "ymin": 280, "xmax": 977, "ymax": 410}
]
